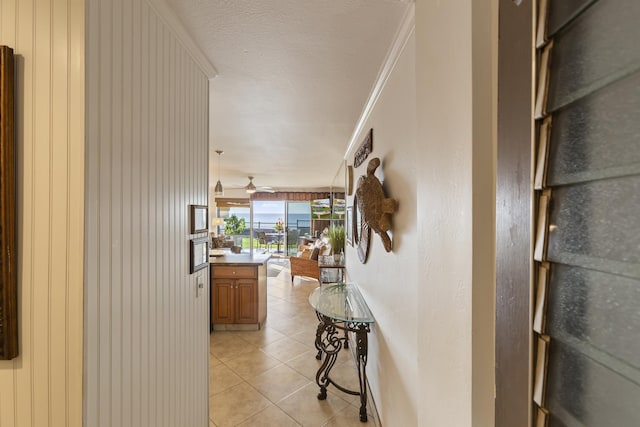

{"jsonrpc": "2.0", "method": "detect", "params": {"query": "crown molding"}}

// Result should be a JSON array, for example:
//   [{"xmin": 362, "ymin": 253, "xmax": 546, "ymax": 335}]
[
  {"xmin": 345, "ymin": 3, "xmax": 415, "ymax": 157},
  {"xmin": 146, "ymin": 0, "xmax": 218, "ymax": 79}
]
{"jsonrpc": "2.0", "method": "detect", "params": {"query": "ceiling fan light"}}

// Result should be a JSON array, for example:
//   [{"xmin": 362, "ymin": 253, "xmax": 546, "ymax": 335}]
[
  {"xmin": 245, "ymin": 176, "xmax": 257, "ymax": 194},
  {"xmin": 214, "ymin": 180, "xmax": 224, "ymax": 196}
]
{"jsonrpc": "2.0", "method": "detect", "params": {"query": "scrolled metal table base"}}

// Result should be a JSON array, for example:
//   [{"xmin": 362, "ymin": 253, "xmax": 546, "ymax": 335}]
[{"xmin": 314, "ymin": 312, "xmax": 370, "ymax": 422}]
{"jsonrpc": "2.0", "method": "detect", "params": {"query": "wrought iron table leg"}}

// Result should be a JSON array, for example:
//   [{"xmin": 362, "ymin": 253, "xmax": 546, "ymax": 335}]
[
  {"xmin": 316, "ymin": 349, "xmax": 339, "ymax": 400},
  {"xmin": 315, "ymin": 314, "xmax": 342, "ymax": 400},
  {"xmin": 313, "ymin": 312, "xmax": 371, "ymax": 422},
  {"xmin": 314, "ymin": 313, "xmax": 325, "ymax": 360},
  {"xmin": 355, "ymin": 325, "xmax": 369, "ymax": 422}
]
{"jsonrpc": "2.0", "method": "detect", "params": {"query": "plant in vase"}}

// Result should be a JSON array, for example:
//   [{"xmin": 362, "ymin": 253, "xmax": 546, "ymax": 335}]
[
  {"xmin": 273, "ymin": 218, "xmax": 284, "ymax": 233},
  {"xmin": 327, "ymin": 225, "xmax": 345, "ymax": 263}
]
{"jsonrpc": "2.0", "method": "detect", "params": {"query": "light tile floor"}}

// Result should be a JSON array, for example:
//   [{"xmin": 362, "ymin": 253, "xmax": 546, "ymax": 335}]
[{"xmin": 210, "ymin": 258, "xmax": 380, "ymax": 427}]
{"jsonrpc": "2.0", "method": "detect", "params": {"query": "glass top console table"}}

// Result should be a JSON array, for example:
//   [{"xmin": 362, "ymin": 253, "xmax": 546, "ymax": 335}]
[{"xmin": 308, "ymin": 283, "xmax": 374, "ymax": 422}]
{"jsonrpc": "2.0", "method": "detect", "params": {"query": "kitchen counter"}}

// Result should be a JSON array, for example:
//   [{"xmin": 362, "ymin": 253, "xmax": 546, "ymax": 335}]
[
  {"xmin": 209, "ymin": 251, "xmax": 271, "ymax": 331},
  {"xmin": 209, "ymin": 251, "xmax": 271, "ymax": 265}
]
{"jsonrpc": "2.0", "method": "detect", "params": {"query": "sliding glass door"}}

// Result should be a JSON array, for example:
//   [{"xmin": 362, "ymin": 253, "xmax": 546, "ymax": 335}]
[
  {"xmin": 243, "ymin": 199, "xmax": 312, "ymax": 256},
  {"xmin": 286, "ymin": 201, "xmax": 311, "ymax": 256},
  {"xmin": 251, "ymin": 200, "xmax": 285, "ymax": 254}
]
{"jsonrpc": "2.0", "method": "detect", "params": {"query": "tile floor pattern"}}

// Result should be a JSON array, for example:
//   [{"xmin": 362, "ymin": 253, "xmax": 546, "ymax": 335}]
[{"xmin": 210, "ymin": 258, "xmax": 380, "ymax": 427}]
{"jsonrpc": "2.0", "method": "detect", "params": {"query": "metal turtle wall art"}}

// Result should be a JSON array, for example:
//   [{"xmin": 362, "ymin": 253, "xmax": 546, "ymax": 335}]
[{"xmin": 355, "ymin": 157, "xmax": 398, "ymax": 261}]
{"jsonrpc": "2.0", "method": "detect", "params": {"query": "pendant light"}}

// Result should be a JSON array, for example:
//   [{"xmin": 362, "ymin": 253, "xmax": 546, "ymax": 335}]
[{"xmin": 214, "ymin": 150, "xmax": 224, "ymax": 196}]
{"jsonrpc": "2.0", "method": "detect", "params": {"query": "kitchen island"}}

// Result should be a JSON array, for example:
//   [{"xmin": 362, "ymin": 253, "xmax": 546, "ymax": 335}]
[{"xmin": 209, "ymin": 251, "xmax": 271, "ymax": 331}]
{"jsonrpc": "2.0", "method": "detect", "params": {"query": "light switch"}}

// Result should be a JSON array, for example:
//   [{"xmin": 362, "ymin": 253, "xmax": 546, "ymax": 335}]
[{"xmin": 196, "ymin": 276, "xmax": 204, "ymax": 297}]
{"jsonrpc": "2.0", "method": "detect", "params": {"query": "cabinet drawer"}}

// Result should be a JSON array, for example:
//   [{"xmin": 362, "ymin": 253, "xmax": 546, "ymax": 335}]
[{"xmin": 212, "ymin": 265, "xmax": 257, "ymax": 279}]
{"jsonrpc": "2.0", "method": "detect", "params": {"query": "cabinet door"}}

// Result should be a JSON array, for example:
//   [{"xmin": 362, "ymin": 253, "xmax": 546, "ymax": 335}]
[
  {"xmin": 235, "ymin": 279, "xmax": 258, "ymax": 324},
  {"xmin": 212, "ymin": 279, "xmax": 235, "ymax": 324}
]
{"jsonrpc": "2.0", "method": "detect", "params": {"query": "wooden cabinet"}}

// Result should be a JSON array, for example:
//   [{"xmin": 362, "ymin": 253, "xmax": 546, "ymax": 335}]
[
  {"xmin": 210, "ymin": 259, "xmax": 267, "ymax": 330},
  {"xmin": 211, "ymin": 277, "xmax": 257, "ymax": 324},
  {"xmin": 234, "ymin": 279, "xmax": 258, "ymax": 323},
  {"xmin": 211, "ymin": 278, "xmax": 235, "ymax": 323}
]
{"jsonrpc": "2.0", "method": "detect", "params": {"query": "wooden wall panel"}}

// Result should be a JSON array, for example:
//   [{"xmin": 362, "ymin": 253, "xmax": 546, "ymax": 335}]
[
  {"xmin": 496, "ymin": 1, "xmax": 534, "ymax": 426},
  {"xmin": 0, "ymin": 0, "xmax": 85, "ymax": 426},
  {"xmin": 0, "ymin": 45, "xmax": 17, "ymax": 361},
  {"xmin": 84, "ymin": 0, "xmax": 211, "ymax": 426}
]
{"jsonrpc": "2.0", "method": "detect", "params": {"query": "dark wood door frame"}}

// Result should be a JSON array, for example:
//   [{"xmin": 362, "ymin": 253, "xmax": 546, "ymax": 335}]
[
  {"xmin": 496, "ymin": 1, "xmax": 534, "ymax": 426},
  {"xmin": 0, "ymin": 45, "xmax": 18, "ymax": 360}
]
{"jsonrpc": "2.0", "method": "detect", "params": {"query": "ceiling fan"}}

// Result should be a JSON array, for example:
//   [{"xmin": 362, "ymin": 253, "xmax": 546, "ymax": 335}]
[{"xmin": 244, "ymin": 176, "xmax": 275, "ymax": 194}]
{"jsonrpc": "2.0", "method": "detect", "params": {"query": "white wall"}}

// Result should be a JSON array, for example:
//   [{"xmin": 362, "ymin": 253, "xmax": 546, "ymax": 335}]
[
  {"xmin": 415, "ymin": 1, "xmax": 496, "ymax": 426},
  {"xmin": 344, "ymin": 1, "xmax": 496, "ymax": 425},
  {"xmin": 344, "ymin": 21, "xmax": 419, "ymax": 427},
  {"xmin": 0, "ymin": 0, "xmax": 85, "ymax": 425},
  {"xmin": 84, "ymin": 0, "xmax": 213, "ymax": 425}
]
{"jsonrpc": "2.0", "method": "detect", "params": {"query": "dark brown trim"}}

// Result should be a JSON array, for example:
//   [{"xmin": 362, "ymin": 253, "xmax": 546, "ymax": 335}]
[
  {"xmin": 496, "ymin": 1, "xmax": 534, "ymax": 426},
  {"xmin": 0, "ymin": 45, "xmax": 18, "ymax": 360}
]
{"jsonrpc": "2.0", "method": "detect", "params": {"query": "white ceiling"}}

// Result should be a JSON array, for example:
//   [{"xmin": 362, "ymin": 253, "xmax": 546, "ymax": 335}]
[{"xmin": 164, "ymin": 0, "xmax": 412, "ymax": 194}]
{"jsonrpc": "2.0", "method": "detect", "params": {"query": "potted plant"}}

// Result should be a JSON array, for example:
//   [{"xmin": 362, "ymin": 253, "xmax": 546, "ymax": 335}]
[{"xmin": 327, "ymin": 225, "xmax": 345, "ymax": 262}]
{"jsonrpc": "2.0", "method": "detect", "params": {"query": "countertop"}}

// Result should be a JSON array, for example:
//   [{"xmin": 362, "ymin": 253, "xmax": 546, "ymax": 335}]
[{"xmin": 209, "ymin": 251, "xmax": 272, "ymax": 266}]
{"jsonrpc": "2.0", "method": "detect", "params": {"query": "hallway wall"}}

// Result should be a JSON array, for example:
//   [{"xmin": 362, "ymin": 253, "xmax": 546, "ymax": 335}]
[
  {"xmin": 84, "ymin": 0, "xmax": 212, "ymax": 425},
  {"xmin": 344, "ymin": 1, "xmax": 496, "ymax": 426},
  {"xmin": 0, "ymin": 0, "xmax": 85, "ymax": 426},
  {"xmin": 343, "ymin": 13, "xmax": 418, "ymax": 426},
  {"xmin": 415, "ymin": 1, "xmax": 496, "ymax": 425}
]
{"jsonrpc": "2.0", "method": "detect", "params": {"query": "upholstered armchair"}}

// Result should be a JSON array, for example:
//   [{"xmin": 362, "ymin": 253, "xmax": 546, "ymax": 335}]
[
  {"xmin": 290, "ymin": 255, "xmax": 319, "ymax": 283},
  {"xmin": 290, "ymin": 244, "xmax": 326, "ymax": 284}
]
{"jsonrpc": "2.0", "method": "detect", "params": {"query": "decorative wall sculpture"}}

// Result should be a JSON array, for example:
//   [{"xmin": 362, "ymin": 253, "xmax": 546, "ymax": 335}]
[
  {"xmin": 354, "ymin": 157, "xmax": 398, "ymax": 263},
  {"xmin": 353, "ymin": 128, "xmax": 373, "ymax": 168}
]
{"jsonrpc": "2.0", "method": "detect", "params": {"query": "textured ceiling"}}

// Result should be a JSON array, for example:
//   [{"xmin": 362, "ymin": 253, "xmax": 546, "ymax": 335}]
[{"xmin": 164, "ymin": 0, "xmax": 411, "ymax": 193}]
